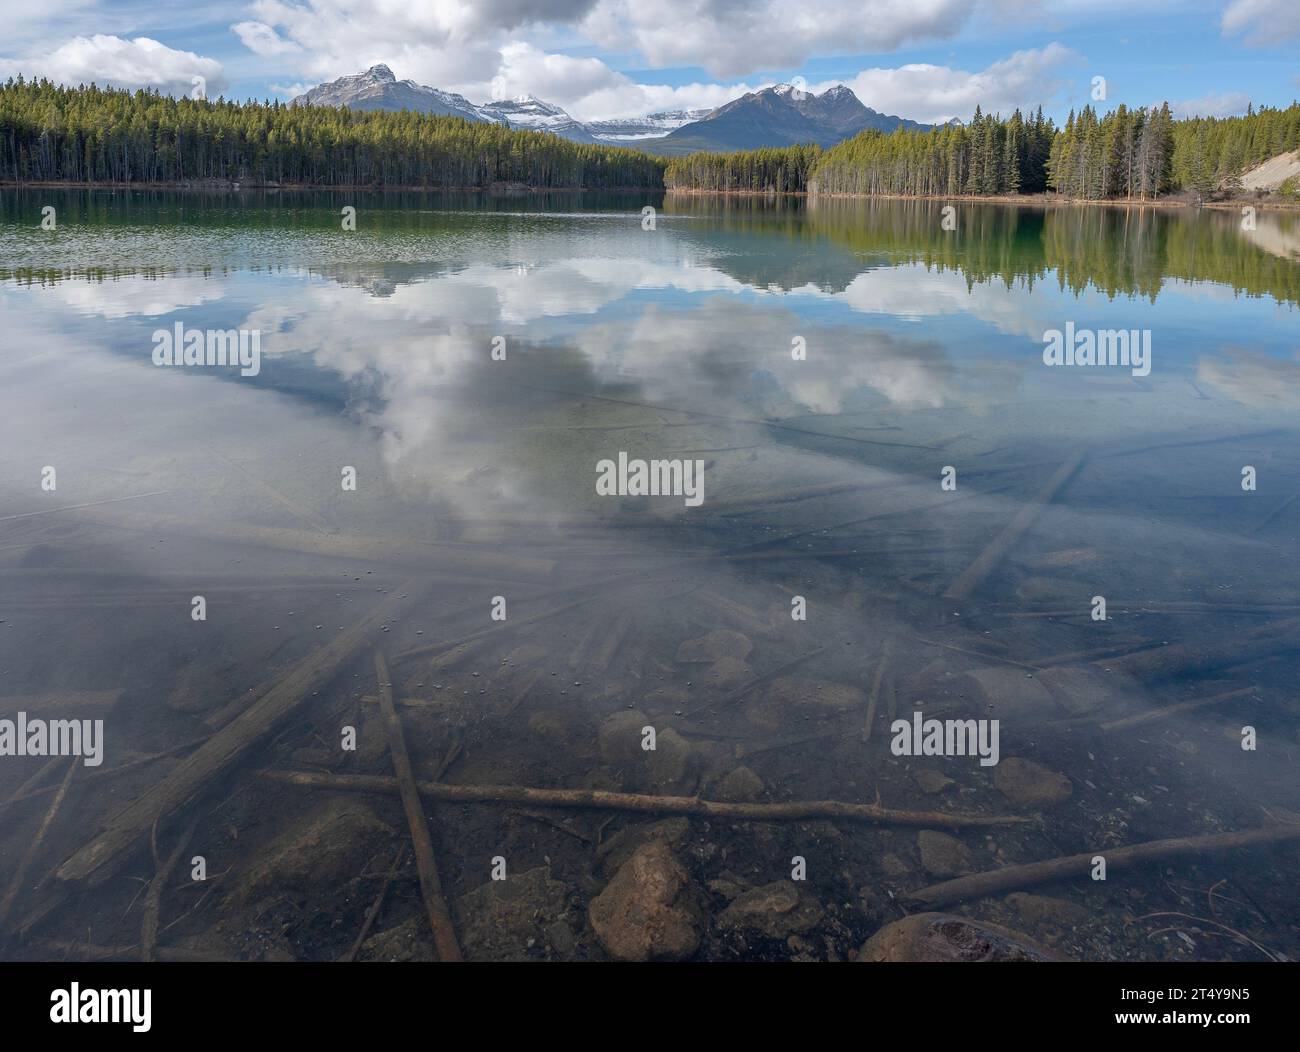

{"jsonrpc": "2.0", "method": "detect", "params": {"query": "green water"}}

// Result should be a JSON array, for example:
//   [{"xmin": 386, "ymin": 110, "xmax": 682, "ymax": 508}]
[{"xmin": 0, "ymin": 189, "xmax": 1297, "ymax": 962}]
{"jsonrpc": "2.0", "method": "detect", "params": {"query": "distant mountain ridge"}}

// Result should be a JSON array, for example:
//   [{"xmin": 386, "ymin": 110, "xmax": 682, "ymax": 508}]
[
  {"xmin": 291, "ymin": 65, "xmax": 503, "ymax": 124},
  {"xmin": 647, "ymin": 84, "xmax": 932, "ymax": 154},
  {"xmin": 479, "ymin": 95, "xmax": 599, "ymax": 142},
  {"xmin": 290, "ymin": 68, "xmax": 932, "ymax": 153},
  {"xmin": 585, "ymin": 109, "xmax": 714, "ymax": 141}
]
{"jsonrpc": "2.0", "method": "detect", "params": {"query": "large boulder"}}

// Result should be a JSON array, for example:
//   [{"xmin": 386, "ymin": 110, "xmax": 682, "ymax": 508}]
[
  {"xmin": 455, "ymin": 866, "xmax": 571, "ymax": 961},
  {"xmin": 859, "ymin": 913, "xmax": 1059, "ymax": 962},
  {"xmin": 228, "ymin": 800, "xmax": 394, "ymax": 908},
  {"xmin": 588, "ymin": 842, "xmax": 702, "ymax": 961},
  {"xmin": 595, "ymin": 817, "xmax": 691, "ymax": 878},
  {"xmin": 716, "ymin": 881, "xmax": 823, "ymax": 939},
  {"xmin": 598, "ymin": 710, "xmax": 701, "ymax": 789}
]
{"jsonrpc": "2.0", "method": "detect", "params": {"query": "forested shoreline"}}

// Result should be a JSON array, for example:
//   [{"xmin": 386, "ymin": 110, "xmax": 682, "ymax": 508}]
[
  {"xmin": 811, "ymin": 107, "xmax": 1057, "ymax": 197},
  {"xmin": 4, "ymin": 78, "xmax": 1298, "ymax": 203},
  {"xmin": 0, "ymin": 79, "xmax": 665, "ymax": 190},
  {"xmin": 666, "ymin": 102, "xmax": 1300, "ymax": 201}
]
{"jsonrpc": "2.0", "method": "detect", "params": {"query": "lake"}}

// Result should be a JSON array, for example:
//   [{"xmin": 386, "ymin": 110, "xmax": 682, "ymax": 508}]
[{"xmin": 1, "ymin": 189, "xmax": 1298, "ymax": 961}]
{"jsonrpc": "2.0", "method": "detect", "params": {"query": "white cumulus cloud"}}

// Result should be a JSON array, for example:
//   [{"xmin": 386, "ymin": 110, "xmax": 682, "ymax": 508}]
[
  {"xmin": 470, "ymin": 42, "xmax": 760, "ymax": 120},
  {"xmin": 1222, "ymin": 0, "xmax": 1300, "ymax": 46},
  {"xmin": 232, "ymin": 21, "xmax": 301, "ymax": 57},
  {"xmin": 834, "ymin": 44, "xmax": 1082, "ymax": 125},
  {"xmin": 222, "ymin": 0, "xmax": 1100, "ymax": 121},
  {"xmin": 582, "ymin": 0, "xmax": 979, "ymax": 77},
  {"xmin": 0, "ymin": 35, "xmax": 227, "ymax": 96},
  {"xmin": 231, "ymin": 0, "xmax": 997, "ymax": 99}
]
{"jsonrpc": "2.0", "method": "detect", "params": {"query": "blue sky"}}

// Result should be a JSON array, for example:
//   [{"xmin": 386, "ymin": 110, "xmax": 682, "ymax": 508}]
[{"xmin": 1, "ymin": 1, "xmax": 1297, "ymax": 123}]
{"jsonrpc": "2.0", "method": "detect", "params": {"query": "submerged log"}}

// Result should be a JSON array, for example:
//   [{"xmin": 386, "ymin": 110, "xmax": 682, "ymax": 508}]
[
  {"xmin": 259, "ymin": 769, "xmax": 1035, "ymax": 829},
  {"xmin": 0, "ymin": 760, "xmax": 75, "ymax": 930},
  {"xmin": 3, "ymin": 756, "xmax": 63, "ymax": 807},
  {"xmin": 141, "ymin": 813, "xmax": 200, "ymax": 962},
  {"xmin": 1099, "ymin": 687, "xmax": 1257, "ymax": 731},
  {"xmin": 1097, "ymin": 617, "xmax": 1300, "ymax": 681},
  {"xmin": 340, "ymin": 845, "xmax": 408, "ymax": 963},
  {"xmin": 0, "ymin": 738, "xmax": 208, "ymax": 816},
  {"xmin": 374, "ymin": 653, "xmax": 461, "ymax": 962},
  {"xmin": 943, "ymin": 451, "xmax": 1088, "ymax": 602},
  {"xmin": 0, "ymin": 690, "xmax": 122, "ymax": 717},
  {"xmin": 861, "ymin": 640, "xmax": 893, "ymax": 743},
  {"xmin": 56, "ymin": 583, "xmax": 429, "ymax": 885},
  {"xmin": 904, "ymin": 823, "xmax": 1300, "ymax": 909}
]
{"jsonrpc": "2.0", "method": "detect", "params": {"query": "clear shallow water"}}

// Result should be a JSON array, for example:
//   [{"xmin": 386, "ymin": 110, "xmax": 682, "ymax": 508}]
[{"xmin": 0, "ymin": 189, "xmax": 1297, "ymax": 961}]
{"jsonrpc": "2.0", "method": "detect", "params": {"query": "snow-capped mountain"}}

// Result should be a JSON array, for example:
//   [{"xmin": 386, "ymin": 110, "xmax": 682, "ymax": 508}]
[
  {"xmin": 291, "ymin": 65, "xmax": 503, "ymax": 124},
  {"xmin": 480, "ymin": 99, "xmax": 718, "ymax": 145},
  {"xmin": 650, "ymin": 84, "xmax": 932, "ymax": 154},
  {"xmin": 585, "ymin": 109, "xmax": 715, "ymax": 142},
  {"xmin": 289, "ymin": 68, "xmax": 932, "ymax": 152},
  {"xmin": 292, "ymin": 71, "xmax": 611, "ymax": 143},
  {"xmin": 479, "ymin": 95, "xmax": 599, "ymax": 143}
]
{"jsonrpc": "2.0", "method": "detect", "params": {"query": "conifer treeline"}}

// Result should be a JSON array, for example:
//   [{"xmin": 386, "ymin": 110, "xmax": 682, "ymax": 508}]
[
  {"xmin": 1045, "ymin": 101, "xmax": 1300, "ymax": 198},
  {"xmin": 668, "ymin": 102, "xmax": 1300, "ymax": 200},
  {"xmin": 1046, "ymin": 104, "xmax": 1174, "ymax": 198},
  {"xmin": 809, "ymin": 107, "xmax": 1056, "ymax": 196},
  {"xmin": 6, "ymin": 78, "xmax": 1299, "ymax": 201},
  {"xmin": 663, "ymin": 108, "xmax": 1056, "ymax": 196},
  {"xmin": 660, "ymin": 144, "xmax": 821, "ymax": 193},
  {"xmin": 0, "ymin": 78, "xmax": 666, "ymax": 189},
  {"xmin": 1170, "ymin": 103, "xmax": 1300, "ymax": 193}
]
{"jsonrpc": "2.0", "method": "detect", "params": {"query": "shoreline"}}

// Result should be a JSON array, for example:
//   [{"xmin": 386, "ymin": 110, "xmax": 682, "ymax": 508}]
[
  {"xmin": 4, "ymin": 180, "xmax": 1296, "ymax": 212},
  {"xmin": 665, "ymin": 187, "xmax": 1300, "ymax": 212},
  {"xmin": 0, "ymin": 180, "xmax": 659, "ymax": 195}
]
